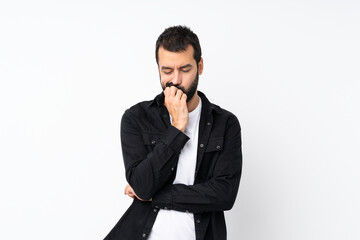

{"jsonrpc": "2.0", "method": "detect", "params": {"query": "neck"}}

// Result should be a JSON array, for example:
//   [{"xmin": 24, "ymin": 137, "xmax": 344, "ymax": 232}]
[{"xmin": 187, "ymin": 91, "xmax": 200, "ymax": 112}]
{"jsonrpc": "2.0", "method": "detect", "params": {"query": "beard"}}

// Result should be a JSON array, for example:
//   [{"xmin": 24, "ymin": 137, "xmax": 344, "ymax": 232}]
[{"xmin": 161, "ymin": 71, "xmax": 199, "ymax": 103}]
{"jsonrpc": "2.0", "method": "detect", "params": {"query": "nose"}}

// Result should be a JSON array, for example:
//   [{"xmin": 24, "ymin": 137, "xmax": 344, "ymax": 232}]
[{"xmin": 171, "ymin": 69, "xmax": 182, "ymax": 85}]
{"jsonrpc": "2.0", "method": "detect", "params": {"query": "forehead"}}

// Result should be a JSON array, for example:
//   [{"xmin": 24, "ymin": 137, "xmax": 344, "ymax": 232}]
[{"xmin": 158, "ymin": 45, "xmax": 196, "ymax": 67}]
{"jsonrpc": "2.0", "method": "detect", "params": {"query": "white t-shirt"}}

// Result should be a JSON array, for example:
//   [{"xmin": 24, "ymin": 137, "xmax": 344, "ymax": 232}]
[{"xmin": 148, "ymin": 96, "xmax": 202, "ymax": 240}]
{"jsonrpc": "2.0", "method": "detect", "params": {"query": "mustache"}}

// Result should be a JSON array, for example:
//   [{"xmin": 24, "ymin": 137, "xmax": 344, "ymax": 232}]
[{"xmin": 165, "ymin": 82, "xmax": 186, "ymax": 93}]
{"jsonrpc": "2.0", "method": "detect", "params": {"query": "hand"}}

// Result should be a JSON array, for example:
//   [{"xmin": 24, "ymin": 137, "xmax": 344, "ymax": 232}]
[
  {"xmin": 124, "ymin": 183, "xmax": 152, "ymax": 201},
  {"xmin": 163, "ymin": 86, "xmax": 189, "ymax": 132}
]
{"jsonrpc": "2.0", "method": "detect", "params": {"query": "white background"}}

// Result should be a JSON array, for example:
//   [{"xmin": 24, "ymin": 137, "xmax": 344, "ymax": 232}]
[{"xmin": 0, "ymin": 0, "xmax": 359, "ymax": 239}]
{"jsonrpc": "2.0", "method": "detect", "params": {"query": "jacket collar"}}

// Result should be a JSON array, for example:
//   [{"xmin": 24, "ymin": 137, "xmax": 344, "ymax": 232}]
[{"xmin": 148, "ymin": 90, "xmax": 222, "ymax": 114}]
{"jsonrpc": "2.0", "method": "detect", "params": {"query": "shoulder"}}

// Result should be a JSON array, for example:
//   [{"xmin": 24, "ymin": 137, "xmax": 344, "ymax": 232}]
[
  {"xmin": 122, "ymin": 98, "xmax": 158, "ymax": 119},
  {"xmin": 210, "ymin": 102, "xmax": 241, "ymax": 128},
  {"xmin": 199, "ymin": 90, "xmax": 238, "ymax": 118}
]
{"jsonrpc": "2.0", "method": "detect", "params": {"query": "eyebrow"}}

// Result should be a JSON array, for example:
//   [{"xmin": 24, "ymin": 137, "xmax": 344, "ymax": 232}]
[{"xmin": 161, "ymin": 64, "xmax": 193, "ymax": 71}]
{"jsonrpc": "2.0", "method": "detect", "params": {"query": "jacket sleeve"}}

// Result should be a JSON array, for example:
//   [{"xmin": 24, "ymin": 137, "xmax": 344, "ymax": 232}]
[
  {"xmin": 151, "ymin": 114, "xmax": 242, "ymax": 213},
  {"xmin": 121, "ymin": 109, "xmax": 189, "ymax": 201}
]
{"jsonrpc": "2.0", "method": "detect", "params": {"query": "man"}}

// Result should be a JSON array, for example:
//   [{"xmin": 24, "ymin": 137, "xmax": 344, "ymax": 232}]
[{"xmin": 104, "ymin": 25, "xmax": 242, "ymax": 240}]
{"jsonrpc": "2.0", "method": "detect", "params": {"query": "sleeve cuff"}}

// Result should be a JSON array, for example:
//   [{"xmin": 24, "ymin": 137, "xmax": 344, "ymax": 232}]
[
  {"xmin": 161, "ymin": 125, "xmax": 190, "ymax": 153},
  {"xmin": 151, "ymin": 184, "xmax": 173, "ymax": 209}
]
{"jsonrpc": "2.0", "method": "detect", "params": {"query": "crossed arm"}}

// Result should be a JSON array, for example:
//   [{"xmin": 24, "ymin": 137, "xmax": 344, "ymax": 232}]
[{"xmin": 121, "ymin": 110, "xmax": 242, "ymax": 213}]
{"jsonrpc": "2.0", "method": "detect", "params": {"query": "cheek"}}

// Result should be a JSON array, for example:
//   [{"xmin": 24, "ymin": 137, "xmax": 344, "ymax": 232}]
[
  {"xmin": 160, "ymin": 74, "xmax": 172, "ymax": 84},
  {"xmin": 184, "ymin": 71, "xmax": 197, "ymax": 84}
]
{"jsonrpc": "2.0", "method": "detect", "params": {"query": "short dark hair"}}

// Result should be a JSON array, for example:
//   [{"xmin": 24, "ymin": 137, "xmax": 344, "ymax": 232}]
[{"xmin": 155, "ymin": 25, "xmax": 202, "ymax": 66}]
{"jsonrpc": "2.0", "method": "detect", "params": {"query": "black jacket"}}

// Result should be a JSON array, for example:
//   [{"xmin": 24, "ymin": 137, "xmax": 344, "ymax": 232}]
[{"xmin": 104, "ymin": 90, "xmax": 242, "ymax": 240}]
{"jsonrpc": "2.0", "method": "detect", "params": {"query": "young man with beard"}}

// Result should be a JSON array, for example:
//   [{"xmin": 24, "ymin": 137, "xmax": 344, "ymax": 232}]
[{"xmin": 104, "ymin": 25, "xmax": 242, "ymax": 240}]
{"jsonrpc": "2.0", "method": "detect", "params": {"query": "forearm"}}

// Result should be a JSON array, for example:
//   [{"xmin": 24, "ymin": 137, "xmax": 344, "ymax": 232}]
[
  {"xmin": 151, "ymin": 167, "xmax": 241, "ymax": 213},
  {"xmin": 121, "ymin": 110, "xmax": 189, "ymax": 200},
  {"xmin": 151, "ymin": 115, "xmax": 242, "ymax": 213}
]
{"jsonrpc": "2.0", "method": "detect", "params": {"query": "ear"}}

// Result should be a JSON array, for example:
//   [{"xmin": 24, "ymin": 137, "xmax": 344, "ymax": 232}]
[{"xmin": 198, "ymin": 58, "xmax": 204, "ymax": 75}]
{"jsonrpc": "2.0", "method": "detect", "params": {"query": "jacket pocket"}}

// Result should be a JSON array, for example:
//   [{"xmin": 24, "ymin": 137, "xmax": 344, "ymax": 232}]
[{"xmin": 205, "ymin": 137, "xmax": 224, "ymax": 152}]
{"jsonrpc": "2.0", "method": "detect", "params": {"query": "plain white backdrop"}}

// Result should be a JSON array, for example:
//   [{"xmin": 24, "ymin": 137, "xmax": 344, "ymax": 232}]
[{"xmin": 0, "ymin": 0, "xmax": 359, "ymax": 239}]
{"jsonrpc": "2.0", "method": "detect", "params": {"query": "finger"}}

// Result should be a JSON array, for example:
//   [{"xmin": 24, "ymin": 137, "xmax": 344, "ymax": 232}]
[
  {"xmin": 164, "ymin": 86, "xmax": 169, "ymax": 95},
  {"xmin": 175, "ymin": 89, "xmax": 183, "ymax": 100},
  {"xmin": 181, "ymin": 93, "xmax": 187, "ymax": 102},
  {"xmin": 134, "ymin": 193, "xmax": 144, "ymax": 201},
  {"xmin": 169, "ymin": 86, "xmax": 178, "ymax": 96}
]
